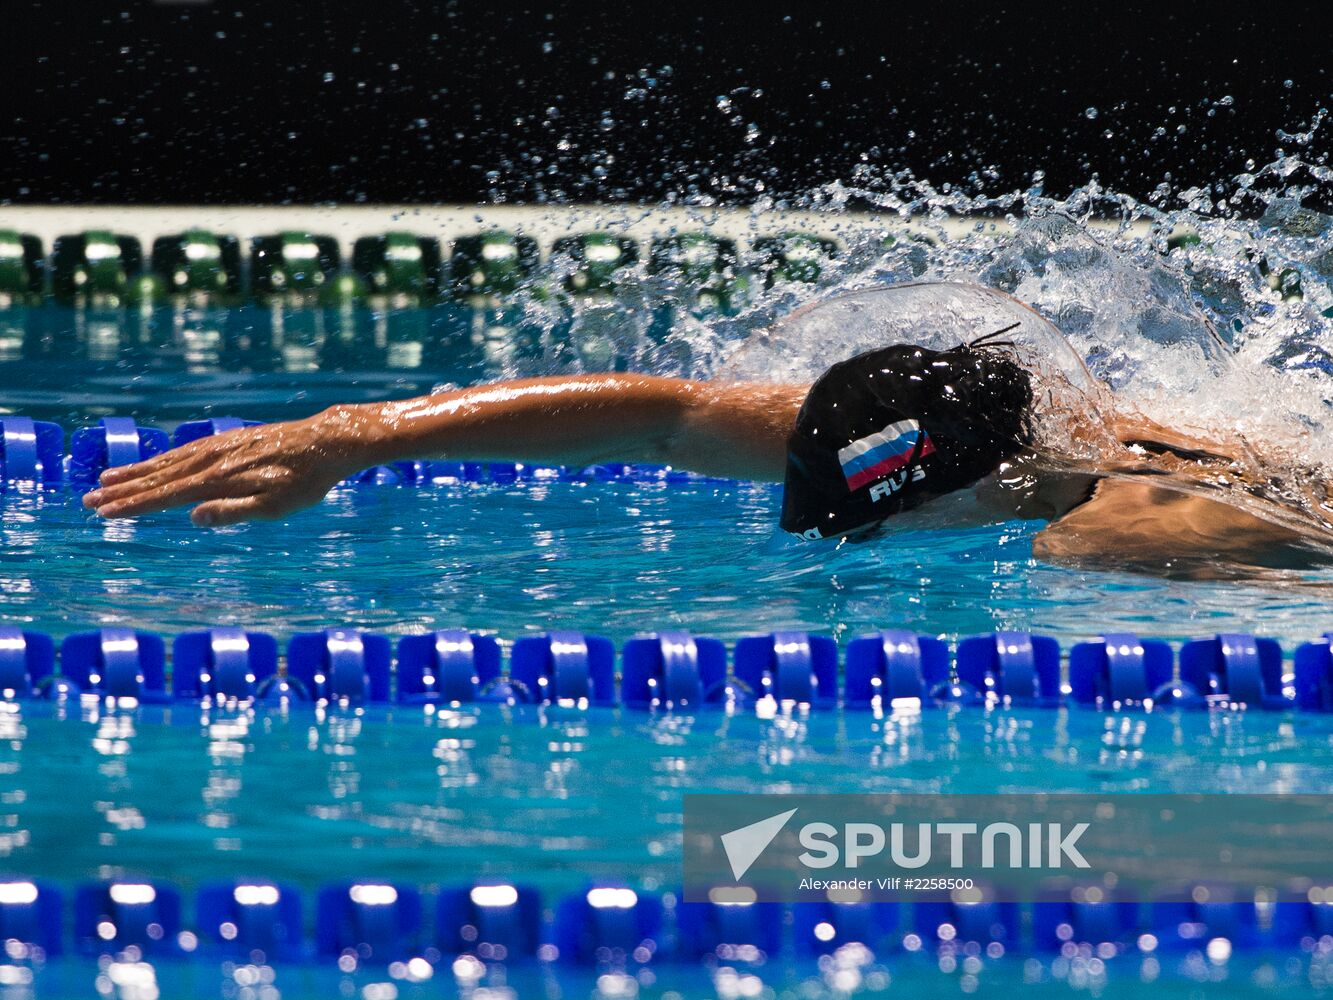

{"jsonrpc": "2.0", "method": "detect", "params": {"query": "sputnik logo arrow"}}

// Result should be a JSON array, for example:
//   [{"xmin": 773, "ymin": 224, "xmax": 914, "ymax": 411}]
[{"xmin": 720, "ymin": 808, "xmax": 798, "ymax": 881}]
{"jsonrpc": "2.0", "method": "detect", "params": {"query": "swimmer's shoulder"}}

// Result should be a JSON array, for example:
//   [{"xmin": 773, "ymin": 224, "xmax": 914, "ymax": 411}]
[{"xmin": 1038, "ymin": 478, "xmax": 1332, "ymax": 575}]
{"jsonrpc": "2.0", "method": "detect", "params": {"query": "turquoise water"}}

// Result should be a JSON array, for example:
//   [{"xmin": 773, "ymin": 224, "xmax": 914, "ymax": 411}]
[
  {"xmin": 6, "ymin": 478, "xmax": 1333, "ymax": 998},
  {"xmin": 6, "ymin": 291, "xmax": 1333, "ymax": 998},
  {"xmin": 7, "ymin": 702, "xmax": 1333, "ymax": 890},
  {"xmin": 3, "ymin": 702, "xmax": 1333, "ymax": 997},
  {"xmin": 4, "ymin": 480, "xmax": 1333, "ymax": 649}
]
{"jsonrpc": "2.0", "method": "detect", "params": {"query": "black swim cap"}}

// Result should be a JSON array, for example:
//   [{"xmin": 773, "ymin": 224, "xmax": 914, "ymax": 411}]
[{"xmin": 780, "ymin": 342, "xmax": 1034, "ymax": 539}]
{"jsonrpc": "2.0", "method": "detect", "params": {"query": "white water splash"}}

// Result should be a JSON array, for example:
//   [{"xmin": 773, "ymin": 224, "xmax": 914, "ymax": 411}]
[{"xmin": 500, "ymin": 116, "xmax": 1333, "ymax": 536}]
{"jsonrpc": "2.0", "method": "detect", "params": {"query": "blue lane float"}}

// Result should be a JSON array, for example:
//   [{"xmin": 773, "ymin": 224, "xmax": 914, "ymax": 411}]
[
  {"xmin": 509, "ymin": 632, "xmax": 617, "ymax": 705},
  {"xmin": 1068, "ymin": 633, "xmax": 1175, "ymax": 709},
  {"xmin": 554, "ymin": 886, "xmax": 664, "ymax": 965},
  {"xmin": 316, "ymin": 882, "xmax": 423, "ymax": 961},
  {"xmin": 913, "ymin": 898, "xmax": 1019, "ymax": 947},
  {"xmin": 421, "ymin": 460, "xmax": 489, "ymax": 483},
  {"xmin": 792, "ymin": 900, "xmax": 900, "ymax": 956},
  {"xmin": 586, "ymin": 463, "xmax": 635, "ymax": 482},
  {"xmin": 733, "ymin": 631, "xmax": 838, "ymax": 707},
  {"xmin": 1179, "ymin": 633, "xmax": 1285, "ymax": 708},
  {"xmin": 437, "ymin": 883, "xmax": 542, "ymax": 961},
  {"xmin": 1031, "ymin": 890, "xmax": 1138, "ymax": 951},
  {"xmin": 195, "ymin": 881, "xmax": 304, "ymax": 961},
  {"xmin": 415, "ymin": 460, "xmax": 707, "ymax": 486},
  {"xmin": 584, "ymin": 462, "xmax": 689, "ymax": 484},
  {"xmin": 0, "ymin": 416, "xmax": 64, "ymax": 483},
  {"xmin": 345, "ymin": 460, "xmax": 433, "ymax": 486},
  {"xmin": 1148, "ymin": 892, "xmax": 1266, "ymax": 950},
  {"xmin": 0, "ymin": 626, "xmax": 54, "ymax": 697},
  {"xmin": 843, "ymin": 631, "xmax": 951, "ymax": 707},
  {"xmin": 286, "ymin": 629, "xmax": 392, "ymax": 703},
  {"xmin": 621, "ymin": 632, "xmax": 727, "ymax": 709},
  {"xmin": 171, "ymin": 416, "xmax": 263, "ymax": 448},
  {"xmin": 676, "ymin": 899, "xmax": 784, "ymax": 960},
  {"xmin": 1293, "ymin": 634, "xmax": 1333, "ymax": 710},
  {"xmin": 1301, "ymin": 894, "xmax": 1333, "ymax": 938},
  {"xmin": 172, "ymin": 628, "xmax": 280, "ymax": 701},
  {"xmin": 74, "ymin": 881, "xmax": 182, "ymax": 955},
  {"xmin": 65, "ymin": 417, "xmax": 170, "ymax": 482},
  {"xmin": 0, "ymin": 879, "xmax": 63, "ymax": 956},
  {"xmin": 420, "ymin": 459, "xmax": 573, "ymax": 485},
  {"xmin": 396, "ymin": 630, "xmax": 502, "ymax": 703},
  {"xmin": 955, "ymin": 632, "xmax": 1062, "ymax": 705},
  {"xmin": 58, "ymin": 628, "xmax": 168, "ymax": 701},
  {"xmin": 485, "ymin": 461, "xmax": 568, "ymax": 484}
]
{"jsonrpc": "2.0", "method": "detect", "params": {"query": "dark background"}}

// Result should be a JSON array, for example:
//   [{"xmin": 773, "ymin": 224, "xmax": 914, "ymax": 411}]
[{"xmin": 2, "ymin": 1, "xmax": 1328, "ymax": 207}]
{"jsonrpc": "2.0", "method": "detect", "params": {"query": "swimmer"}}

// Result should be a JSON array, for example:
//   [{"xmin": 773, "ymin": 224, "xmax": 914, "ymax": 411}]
[{"xmin": 81, "ymin": 284, "xmax": 1333, "ymax": 579}]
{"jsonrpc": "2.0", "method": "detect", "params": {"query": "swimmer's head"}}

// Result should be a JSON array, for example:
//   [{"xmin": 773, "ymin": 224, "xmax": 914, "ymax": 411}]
[{"xmin": 780, "ymin": 336, "xmax": 1035, "ymax": 539}]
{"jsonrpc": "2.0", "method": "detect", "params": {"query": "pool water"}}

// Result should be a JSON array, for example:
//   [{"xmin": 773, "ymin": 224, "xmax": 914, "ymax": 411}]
[
  {"xmin": 3, "ymin": 698, "xmax": 1333, "ymax": 998},
  {"xmin": 4, "ymin": 479, "xmax": 1333, "ymax": 650},
  {"xmin": 5, "ymin": 473, "xmax": 1333, "ymax": 998},
  {"xmin": 8, "ymin": 701, "xmax": 1333, "ymax": 890},
  {"xmin": 6, "ymin": 263, "xmax": 1333, "ymax": 999}
]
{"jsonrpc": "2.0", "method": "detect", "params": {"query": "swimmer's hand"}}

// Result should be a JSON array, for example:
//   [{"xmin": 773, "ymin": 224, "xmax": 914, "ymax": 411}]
[{"xmin": 83, "ymin": 411, "xmax": 370, "ymax": 526}]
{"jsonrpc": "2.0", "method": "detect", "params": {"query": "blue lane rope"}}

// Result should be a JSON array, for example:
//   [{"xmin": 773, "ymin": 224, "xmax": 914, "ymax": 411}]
[
  {"xmin": 1, "ymin": 624, "xmax": 1331, "ymax": 712},
  {"xmin": 5, "ymin": 875, "xmax": 1333, "ymax": 964}
]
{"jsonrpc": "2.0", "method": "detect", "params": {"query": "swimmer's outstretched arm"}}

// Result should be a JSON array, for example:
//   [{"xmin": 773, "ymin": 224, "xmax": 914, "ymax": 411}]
[{"xmin": 83, "ymin": 375, "xmax": 808, "ymax": 526}]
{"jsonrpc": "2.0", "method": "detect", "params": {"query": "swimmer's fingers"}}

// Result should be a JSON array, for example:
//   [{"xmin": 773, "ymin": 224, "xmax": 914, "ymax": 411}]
[
  {"xmin": 83, "ymin": 448, "xmax": 225, "ymax": 509},
  {"xmin": 84, "ymin": 428, "xmax": 270, "ymax": 508},
  {"xmin": 95, "ymin": 435, "xmax": 217, "ymax": 487},
  {"xmin": 190, "ymin": 495, "xmax": 275, "ymax": 528},
  {"xmin": 84, "ymin": 441, "xmax": 224, "ymax": 509},
  {"xmin": 95, "ymin": 453, "xmax": 175, "ymax": 488},
  {"xmin": 92, "ymin": 469, "xmax": 255, "ymax": 519}
]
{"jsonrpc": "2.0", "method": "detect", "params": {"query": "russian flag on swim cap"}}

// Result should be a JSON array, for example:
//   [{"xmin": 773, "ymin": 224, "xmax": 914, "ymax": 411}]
[{"xmin": 838, "ymin": 419, "xmax": 935, "ymax": 491}]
